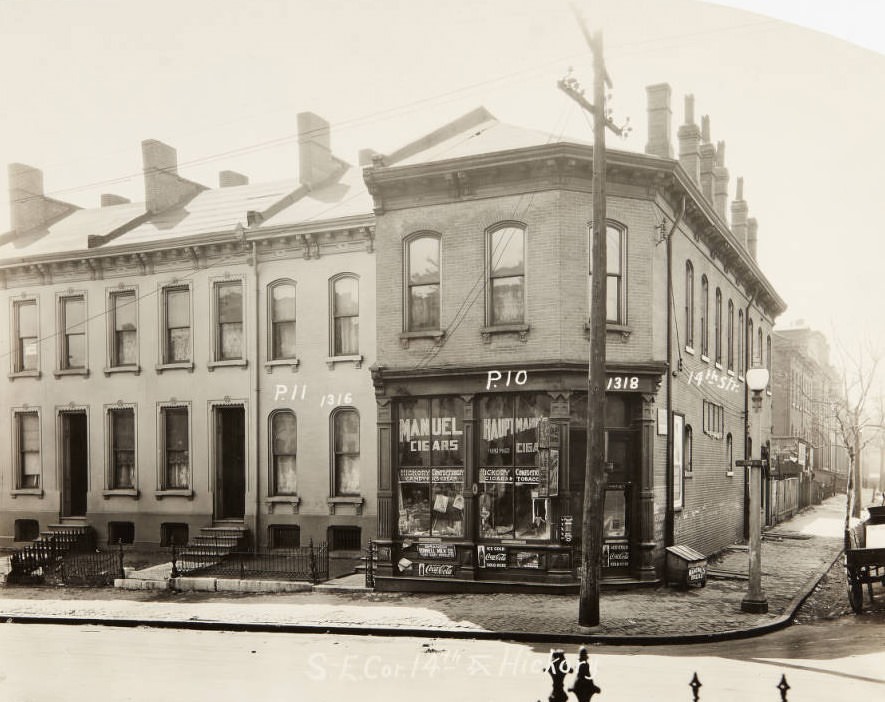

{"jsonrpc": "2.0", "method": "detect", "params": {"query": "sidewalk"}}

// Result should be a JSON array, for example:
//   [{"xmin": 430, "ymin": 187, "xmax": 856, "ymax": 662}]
[{"xmin": 0, "ymin": 496, "xmax": 851, "ymax": 644}]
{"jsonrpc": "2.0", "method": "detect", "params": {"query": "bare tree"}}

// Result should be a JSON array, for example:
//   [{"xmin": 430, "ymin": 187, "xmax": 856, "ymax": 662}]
[{"xmin": 831, "ymin": 340, "xmax": 883, "ymax": 522}]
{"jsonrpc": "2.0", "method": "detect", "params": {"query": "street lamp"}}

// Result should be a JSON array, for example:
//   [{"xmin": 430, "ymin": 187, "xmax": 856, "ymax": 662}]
[{"xmin": 740, "ymin": 366, "xmax": 770, "ymax": 614}]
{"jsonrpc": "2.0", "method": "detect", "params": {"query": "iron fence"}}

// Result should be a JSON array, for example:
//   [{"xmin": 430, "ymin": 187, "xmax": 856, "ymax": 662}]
[
  {"xmin": 8, "ymin": 528, "xmax": 95, "ymax": 584},
  {"xmin": 48, "ymin": 549, "xmax": 124, "ymax": 587},
  {"xmin": 172, "ymin": 540, "xmax": 328, "ymax": 583}
]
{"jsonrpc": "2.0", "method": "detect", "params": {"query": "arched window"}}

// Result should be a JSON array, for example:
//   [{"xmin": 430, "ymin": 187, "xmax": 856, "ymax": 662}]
[
  {"xmin": 332, "ymin": 408, "xmax": 360, "ymax": 496},
  {"xmin": 488, "ymin": 224, "xmax": 525, "ymax": 324},
  {"xmin": 685, "ymin": 261, "xmax": 694, "ymax": 349},
  {"xmin": 715, "ymin": 288, "xmax": 722, "ymax": 365},
  {"xmin": 268, "ymin": 280, "xmax": 296, "ymax": 360},
  {"xmin": 766, "ymin": 334, "xmax": 772, "ymax": 390},
  {"xmin": 684, "ymin": 424, "xmax": 693, "ymax": 473},
  {"xmin": 270, "ymin": 410, "xmax": 297, "ymax": 495},
  {"xmin": 748, "ymin": 318, "xmax": 754, "ymax": 369},
  {"xmin": 330, "ymin": 275, "xmax": 359, "ymax": 356},
  {"xmin": 405, "ymin": 234, "xmax": 440, "ymax": 331},
  {"xmin": 757, "ymin": 327, "xmax": 763, "ymax": 365},
  {"xmin": 727, "ymin": 300, "xmax": 734, "ymax": 371},
  {"xmin": 737, "ymin": 309, "xmax": 744, "ymax": 376},
  {"xmin": 700, "ymin": 275, "xmax": 709, "ymax": 356}
]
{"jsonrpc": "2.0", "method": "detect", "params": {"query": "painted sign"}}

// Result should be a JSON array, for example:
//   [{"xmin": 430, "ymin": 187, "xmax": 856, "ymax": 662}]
[
  {"xmin": 514, "ymin": 551, "xmax": 541, "ymax": 569},
  {"xmin": 603, "ymin": 542, "xmax": 629, "ymax": 568},
  {"xmin": 560, "ymin": 515, "xmax": 574, "ymax": 544},
  {"xmin": 685, "ymin": 368, "xmax": 741, "ymax": 394},
  {"xmin": 688, "ymin": 564, "xmax": 706, "ymax": 584},
  {"xmin": 417, "ymin": 543, "xmax": 456, "ymax": 560},
  {"xmin": 477, "ymin": 545, "xmax": 507, "ymax": 569},
  {"xmin": 479, "ymin": 467, "xmax": 512, "ymax": 483},
  {"xmin": 399, "ymin": 417, "xmax": 463, "ymax": 452},
  {"xmin": 417, "ymin": 563, "xmax": 455, "ymax": 577}
]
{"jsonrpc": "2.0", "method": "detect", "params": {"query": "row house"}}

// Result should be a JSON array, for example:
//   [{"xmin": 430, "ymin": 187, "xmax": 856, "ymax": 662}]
[
  {"xmin": 0, "ymin": 113, "xmax": 377, "ymax": 553},
  {"xmin": 365, "ymin": 85, "xmax": 785, "ymax": 592}
]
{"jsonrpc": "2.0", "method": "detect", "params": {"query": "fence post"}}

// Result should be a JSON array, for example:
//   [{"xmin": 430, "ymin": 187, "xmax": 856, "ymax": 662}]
[
  {"xmin": 239, "ymin": 551, "xmax": 245, "ymax": 580},
  {"xmin": 365, "ymin": 539, "xmax": 375, "ymax": 589},
  {"xmin": 170, "ymin": 540, "xmax": 180, "ymax": 579},
  {"xmin": 690, "ymin": 673, "xmax": 701, "ymax": 701},
  {"xmin": 309, "ymin": 538, "xmax": 318, "ymax": 584},
  {"xmin": 118, "ymin": 539, "xmax": 125, "ymax": 580},
  {"xmin": 777, "ymin": 675, "xmax": 790, "ymax": 701}
]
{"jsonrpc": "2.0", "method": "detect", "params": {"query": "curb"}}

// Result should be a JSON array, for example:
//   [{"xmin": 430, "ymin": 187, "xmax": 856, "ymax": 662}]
[{"xmin": 0, "ymin": 549, "xmax": 844, "ymax": 646}]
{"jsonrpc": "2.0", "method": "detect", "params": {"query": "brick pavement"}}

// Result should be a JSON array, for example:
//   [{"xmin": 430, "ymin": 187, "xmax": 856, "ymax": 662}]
[{"xmin": 0, "ymin": 496, "xmax": 850, "ymax": 641}]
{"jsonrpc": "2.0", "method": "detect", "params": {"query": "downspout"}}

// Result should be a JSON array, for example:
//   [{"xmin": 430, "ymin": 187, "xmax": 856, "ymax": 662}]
[
  {"xmin": 252, "ymin": 239, "xmax": 261, "ymax": 549},
  {"xmin": 743, "ymin": 292, "xmax": 755, "ymax": 540}
]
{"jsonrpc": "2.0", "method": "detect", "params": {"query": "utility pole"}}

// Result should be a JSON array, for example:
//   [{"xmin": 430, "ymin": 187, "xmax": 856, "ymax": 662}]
[{"xmin": 558, "ymin": 16, "xmax": 628, "ymax": 627}]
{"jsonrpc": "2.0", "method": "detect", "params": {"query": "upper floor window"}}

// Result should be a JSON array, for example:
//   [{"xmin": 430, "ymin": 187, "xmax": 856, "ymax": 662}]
[
  {"xmin": 13, "ymin": 299, "xmax": 38, "ymax": 372},
  {"xmin": 726, "ymin": 433, "xmax": 734, "ymax": 475},
  {"xmin": 756, "ymin": 327, "xmax": 763, "ymax": 366},
  {"xmin": 59, "ymin": 295, "xmax": 86, "ymax": 370},
  {"xmin": 15, "ymin": 411, "xmax": 40, "ymax": 489},
  {"xmin": 727, "ymin": 300, "xmax": 734, "ymax": 371},
  {"xmin": 737, "ymin": 309, "xmax": 744, "ymax": 376},
  {"xmin": 684, "ymin": 261, "xmax": 694, "ymax": 349},
  {"xmin": 163, "ymin": 286, "xmax": 191, "ymax": 364},
  {"xmin": 700, "ymin": 275, "xmax": 709, "ymax": 356},
  {"xmin": 215, "ymin": 280, "xmax": 243, "ymax": 361},
  {"xmin": 406, "ymin": 235, "xmax": 440, "ymax": 331},
  {"xmin": 766, "ymin": 335, "xmax": 772, "ymax": 389},
  {"xmin": 703, "ymin": 399, "xmax": 724, "ymax": 438},
  {"xmin": 108, "ymin": 407, "xmax": 135, "ymax": 490},
  {"xmin": 331, "ymin": 276, "xmax": 359, "ymax": 356},
  {"xmin": 109, "ymin": 290, "xmax": 137, "ymax": 367},
  {"xmin": 269, "ymin": 281, "xmax": 296, "ymax": 360},
  {"xmin": 714, "ymin": 288, "xmax": 722, "ymax": 365},
  {"xmin": 684, "ymin": 424, "xmax": 693, "ymax": 473},
  {"xmin": 271, "ymin": 410, "xmax": 297, "ymax": 495},
  {"xmin": 488, "ymin": 225, "xmax": 525, "ymax": 325},
  {"xmin": 747, "ymin": 318, "xmax": 754, "ymax": 370},
  {"xmin": 589, "ymin": 222, "xmax": 627, "ymax": 324},
  {"xmin": 332, "ymin": 408, "xmax": 360, "ymax": 496}
]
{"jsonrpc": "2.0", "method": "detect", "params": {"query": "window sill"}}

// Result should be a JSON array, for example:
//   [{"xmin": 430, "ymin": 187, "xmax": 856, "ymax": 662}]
[
  {"xmin": 701, "ymin": 354, "xmax": 710, "ymax": 363},
  {"xmin": 683, "ymin": 471, "xmax": 693, "ymax": 479},
  {"xmin": 726, "ymin": 471, "xmax": 735, "ymax": 477},
  {"xmin": 481, "ymin": 324, "xmax": 530, "ymax": 344},
  {"xmin": 155, "ymin": 362, "xmax": 195, "ymax": 374},
  {"xmin": 208, "ymin": 359, "xmax": 248, "ymax": 371},
  {"xmin": 53, "ymin": 368, "xmax": 89, "ymax": 378},
  {"xmin": 8, "ymin": 370, "xmax": 41, "ymax": 380},
  {"xmin": 265, "ymin": 358, "xmax": 300, "ymax": 373},
  {"xmin": 727, "ymin": 369, "xmax": 735, "ymax": 377},
  {"xmin": 684, "ymin": 346, "xmax": 695, "ymax": 356},
  {"xmin": 103, "ymin": 489, "xmax": 139, "ymax": 500},
  {"xmin": 583, "ymin": 322, "xmax": 632, "ymax": 340},
  {"xmin": 328, "ymin": 495, "xmax": 364, "ymax": 515},
  {"xmin": 10, "ymin": 488, "xmax": 43, "ymax": 498},
  {"xmin": 104, "ymin": 365, "xmax": 141, "ymax": 377},
  {"xmin": 715, "ymin": 362, "xmax": 723, "ymax": 371},
  {"xmin": 399, "ymin": 330, "xmax": 444, "ymax": 349},
  {"xmin": 155, "ymin": 489, "xmax": 194, "ymax": 500},
  {"xmin": 266, "ymin": 495, "xmax": 301, "ymax": 514},
  {"xmin": 326, "ymin": 354, "xmax": 363, "ymax": 369}
]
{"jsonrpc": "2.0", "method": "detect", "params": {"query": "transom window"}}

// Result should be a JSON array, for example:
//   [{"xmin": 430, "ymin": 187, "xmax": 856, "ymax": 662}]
[
  {"xmin": 406, "ymin": 235, "xmax": 440, "ymax": 331},
  {"xmin": 331, "ymin": 276, "xmax": 359, "ymax": 356},
  {"xmin": 269, "ymin": 281, "xmax": 296, "ymax": 360},
  {"xmin": 488, "ymin": 225, "xmax": 525, "ymax": 325}
]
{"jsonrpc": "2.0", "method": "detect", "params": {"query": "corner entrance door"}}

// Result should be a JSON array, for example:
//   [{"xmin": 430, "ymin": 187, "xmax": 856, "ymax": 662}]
[
  {"xmin": 61, "ymin": 411, "xmax": 88, "ymax": 517},
  {"xmin": 215, "ymin": 406, "xmax": 245, "ymax": 520}
]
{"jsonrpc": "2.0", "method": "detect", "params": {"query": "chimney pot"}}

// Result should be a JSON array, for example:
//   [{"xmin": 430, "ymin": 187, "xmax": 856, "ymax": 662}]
[
  {"xmin": 684, "ymin": 95, "xmax": 695, "ymax": 125},
  {"xmin": 298, "ymin": 112, "xmax": 339, "ymax": 187},
  {"xmin": 713, "ymin": 140, "xmax": 729, "ymax": 221},
  {"xmin": 8, "ymin": 162, "xmax": 78, "ymax": 233},
  {"xmin": 747, "ymin": 217, "xmax": 758, "ymax": 260},
  {"xmin": 678, "ymin": 94, "xmax": 701, "ymax": 183},
  {"xmin": 141, "ymin": 139, "xmax": 205, "ymax": 213},
  {"xmin": 701, "ymin": 115, "xmax": 711, "ymax": 143},
  {"xmin": 731, "ymin": 176, "xmax": 748, "ymax": 248},
  {"xmin": 644, "ymin": 83, "xmax": 673, "ymax": 159}
]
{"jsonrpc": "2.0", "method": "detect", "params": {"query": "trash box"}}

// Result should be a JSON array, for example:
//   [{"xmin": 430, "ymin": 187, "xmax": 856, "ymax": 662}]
[{"xmin": 666, "ymin": 545, "xmax": 707, "ymax": 588}]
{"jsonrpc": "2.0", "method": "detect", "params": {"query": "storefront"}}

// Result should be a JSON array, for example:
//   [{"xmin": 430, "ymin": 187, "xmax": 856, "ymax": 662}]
[{"xmin": 371, "ymin": 363, "xmax": 665, "ymax": 593}]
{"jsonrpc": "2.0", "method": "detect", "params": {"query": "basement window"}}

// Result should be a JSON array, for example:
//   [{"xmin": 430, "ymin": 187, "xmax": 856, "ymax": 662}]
[{"xmin": 108, "ymin": 521, "xmax": 135, "ymax": 545}]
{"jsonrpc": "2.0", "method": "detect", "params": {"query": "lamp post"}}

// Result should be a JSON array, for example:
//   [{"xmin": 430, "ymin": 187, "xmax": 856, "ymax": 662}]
[{"xmin": 739, "ymin": 366, "xmax": 770, "ymax": 614}]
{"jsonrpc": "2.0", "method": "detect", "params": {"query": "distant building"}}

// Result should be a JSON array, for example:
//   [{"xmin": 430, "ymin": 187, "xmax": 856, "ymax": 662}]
[
  {"xmin": 770, "ymin": 325, "xmax": 849, "ymax": 507},
  {"xmin": 0, "ymin": 114, "xmax": 377, "ymax": 554},
  {"xmin": 365, "ymin": 85, "xmax": 785, "ymax": 592}
]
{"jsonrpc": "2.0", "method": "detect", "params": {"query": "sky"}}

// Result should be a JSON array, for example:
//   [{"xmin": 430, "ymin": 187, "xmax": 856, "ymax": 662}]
[{"xmin": 1, "ymin": 0, "xmax": 883, "ymax": 367}]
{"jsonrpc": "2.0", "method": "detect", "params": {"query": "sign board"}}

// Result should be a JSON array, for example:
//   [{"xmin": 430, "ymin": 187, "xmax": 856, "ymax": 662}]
[
  {"xmin": 477, "ymin": 544, "xmax": 507, "ymax": 569},
  {"xmin": 560, "ymin": 515, "xmax": 574, "ymax": 544},
  {"xmin": 514, "ymin": 551, "xmax": 541, "ymax": 569},
  {"xmin": 605, "ymin": 374, "xmax": 657, "ymax": 393},
  {"xmin": 687, "ymin": 564, "xmax": 706, "ymax": 584},
  {"xmin": 602, "ymin": 542, "xmax": 629, "ymax": 568},
  {"xmin": 417, "ymin": 543, "xmax": 456, "ymax": 560},
  {"xmin": 417, "ymin": 563, "xmax": 455, "ymax": 577}
]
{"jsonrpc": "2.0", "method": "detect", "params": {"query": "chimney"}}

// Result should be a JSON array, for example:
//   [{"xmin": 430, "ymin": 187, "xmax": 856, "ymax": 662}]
[
  {"xmin": 8, "ymin": 163, "xmax": 79, "ymax": 233},
  {"xmin": 677, "ymin": 94, "xmax": 701, "ymax": 183},
  {"xmin": 141, "ymin": 139, "xmax": 205, "ymax": 213},
  {"xmin": 644, "ymin": 84, "xmax": 673, "ymax": 158},
  {"xmin": 219, "ymin": 170, "xmax": 249, "ymax": 188},
  {"xmin": 101, "ymin": 193, "xmax": 130, "ymax": 207},
  {"xmin": 298, "ymin": 112, "xmax": 339, "ymax": 187},
  {"xmin": 730, "ymin": 176, "xmax": 748, "ymax": 248},
  {"xmin": 713, "ymin": 140, "xmax": 729, "ymax": 221},
  {"xmin": 358, "ymin": 148, "xmax": 382, "ymax": 167},
  {"xmin": 698, "ymin": 116, "xmax": 716, "ymax": 203},
  {"xmin": 747, "ymin": 217, "xmax": 758, "ymax": 260}
]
